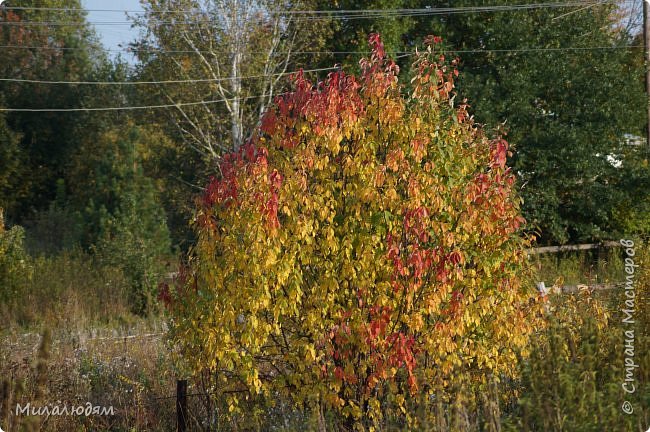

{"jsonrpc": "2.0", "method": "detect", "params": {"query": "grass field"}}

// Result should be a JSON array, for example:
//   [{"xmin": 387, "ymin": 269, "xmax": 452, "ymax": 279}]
[{"xmin": 1, "ymin": 246, "xmax": 648, "ymax": 431}]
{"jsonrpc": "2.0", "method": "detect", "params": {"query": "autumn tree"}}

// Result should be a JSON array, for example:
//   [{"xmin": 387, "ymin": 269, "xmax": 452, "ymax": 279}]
[{"xmin": 166, "ymin": 35, "xmax": 543, "ymax": 428}]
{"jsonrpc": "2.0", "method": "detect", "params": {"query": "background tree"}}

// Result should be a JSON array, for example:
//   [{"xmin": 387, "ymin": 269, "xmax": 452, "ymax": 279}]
[
  {"xmin": 439, "ymin": 0, "xmax": 647, "ymax": 244},
  {"xmin": 67, "ymin": 124, "xmax": 172, "ymax": 314},
  {"xmin": 317, "ymin": 0, "xmax": 649, "ymax": 244},
  {"xmin": 0, "ymin": 208, "xmax": 32, "ymax": 307},
  {"xmin": 0, "ymin": 110, "xmax": 21, "ymax": 214},
  {"xmin": 314, "ymin": 0, "xmax": 418, "ymax": 72},
  {"xmin": 0, "ymin": 1, "xmax": 173, "ymax": 315},
  {"xmin": 0, "ymin": 0, "xmax": 104, "ymax": 223},
  {"xmin": 132, "ymin": 0, "xmax": 332, "ymax": 153}
]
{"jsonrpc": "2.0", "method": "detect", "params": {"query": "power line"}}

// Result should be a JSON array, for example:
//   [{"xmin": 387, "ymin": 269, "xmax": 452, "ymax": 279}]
[
  {"xmin": 0, "ymin": 45, "xmax": 365, "ymax": 54},
  {"xmin": 0, "ymin": 43, "xmax": 640, "ymax": 111},
  {"xmin": 0, "ymin": 44, "xmax": 641, "ymax": 56},
  {"xmin": 452, "ymin": 45, "xmax": 643, "ymax": 53},
  {"xmin": 0, "ymin": 66, "xmax": 337, "ymax": 86},
  {"xmin": 552, "ymin": 0, "xmax": 605, "ymax": 20},
  {"xmin": 0, "ymin": 1, "xmax": 626, "ymax": 26},
  {"xmin": 0, "ymin": 91, "xmax": 288, "ymax": 112},
  {"xmin": 1, "ymin": 1, "xmax": 624, "ymax": 15}
]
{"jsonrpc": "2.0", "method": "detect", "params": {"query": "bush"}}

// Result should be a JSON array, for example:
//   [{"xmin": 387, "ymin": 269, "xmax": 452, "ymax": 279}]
[
  {"xmin": 95, "ymin": 184, "xmax": 171, "ymax": 316},
  {"xmin": 168, "ymin": 34, "xmax": 544, "ymax": 429},
  {"xmin": 22, "ymin": 180, "xmax": 84, "ymax": 256},
  {"xmin": 0, "ymin": 209, "xmax": 32, "ymax": 306}
]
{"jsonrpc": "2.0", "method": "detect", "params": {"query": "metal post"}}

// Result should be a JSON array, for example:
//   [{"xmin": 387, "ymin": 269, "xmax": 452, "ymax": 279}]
[{"xmin": 177, "ymin": 379, "xmax": 188, "ymax": 432}]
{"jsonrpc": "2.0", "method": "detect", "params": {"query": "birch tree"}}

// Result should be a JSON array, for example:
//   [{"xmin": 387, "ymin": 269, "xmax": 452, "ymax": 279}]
[{"xmin": 133, "ymin": 0, "xmax": 331, "ymax": 156}]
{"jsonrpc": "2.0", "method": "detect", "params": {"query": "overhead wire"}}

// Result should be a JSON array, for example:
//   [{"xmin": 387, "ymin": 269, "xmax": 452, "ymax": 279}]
[
  {"xmin": 0, "ymin": 66, "xmax": 337, "ymax": 85},
  {"xmin": 0, "ymin": 1, "xmax": 628, "ymax": 27},
  {"xmin": 0, "ymin": 64, "xmax": 342, "ymax": 112},
  {"xmin": 0, "ymin": 45, "xmax": 642, "ymax": 56},
  {"xmin": 0, "ymin": 90, "xmax": 291, "ymax": 112},
  {"xmin": 0, "ymin": 1, "xmax": 625, "ymax": 15},
  {"xmin": 0, "ymin": 1, "xmax": 636, "ymax": 57},
  {"xmin": 0, "ymin": 41, "xmax": 641, "ymax": 112},
  {"xmin": 0, "ymin": 45, "xmax": 641, "ymax": 90},
  {"xmin": 0, "ymin": 1, "xmax": 641, "ymax": 111}
]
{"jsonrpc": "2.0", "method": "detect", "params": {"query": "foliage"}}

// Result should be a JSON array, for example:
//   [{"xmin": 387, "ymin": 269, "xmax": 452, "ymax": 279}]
[
  {"xmin": 0, "ymin": 1, "xmax": 173, "ymax": 317},
  {"xmin": 0, "ymin": 111, "xmax": 22, "ymax": 213},
  {"xmin": 125, "ymin": 122, "xmax": 201, "ymax": 250},
  {"xmin": 318, "ymin": 1, "xmax": 649, "ymax": 244},
  {"xmin": 68, "ymin": 126, "xmax": 172, "ymax": 315},
  {"xmin": 444, "ymin": 1, "xmax": 648, "ymax": 244},
  {"xmin": 0, "ymin": 0, "xmax": 105, "ymax": 222},
  {"xmin": 503, "ymin": 282, "xmax": 649, "ymax": 431},
  {"xmin": 167, "ymin": 35, "xmax": 543, "ymax": 429},
  {"xmin": 95, "ymin": 194, "xmax": 170, "ymax": 316},
  {"xmin": 315, "ymin": 0, "xmax": 419, "ymax": 73},
  {"xmin": 611, "ymin": 146, "xmax": 650, "ymax": 237},
  {"xmin": 0, "ymin": 210, "xmax": 32, "ymax": 306},
  {"xmin": 20, "ymin": 180, "xmax": 84, "ymax": 255}
]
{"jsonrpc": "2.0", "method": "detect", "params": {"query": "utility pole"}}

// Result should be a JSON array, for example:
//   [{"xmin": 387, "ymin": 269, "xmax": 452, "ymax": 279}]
[{"xmin": 643, "ymin": 0, "xmax": 650, "ymax": 152}]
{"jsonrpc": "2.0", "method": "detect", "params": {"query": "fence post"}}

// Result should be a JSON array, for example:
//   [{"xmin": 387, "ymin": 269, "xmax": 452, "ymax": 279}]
[{"xmin": 177, "ymin": 379, "xmax": 188, "ymax": 432}]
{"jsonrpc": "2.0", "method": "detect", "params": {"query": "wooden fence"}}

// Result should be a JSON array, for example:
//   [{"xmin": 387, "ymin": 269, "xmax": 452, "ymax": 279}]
[{"xmin": 526, "ymin": 240, "xmax": 621, "ymax": 255}]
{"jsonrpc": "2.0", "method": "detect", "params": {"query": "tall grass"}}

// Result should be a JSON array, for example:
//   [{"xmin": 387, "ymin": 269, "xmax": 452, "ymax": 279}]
[
  {"xmin": 0, "ymin": 250, "xmax": 139, "ymax": 332},
  {"xmin": 529, "ymin": 247, "xmax": 626, "ymax": 287}
]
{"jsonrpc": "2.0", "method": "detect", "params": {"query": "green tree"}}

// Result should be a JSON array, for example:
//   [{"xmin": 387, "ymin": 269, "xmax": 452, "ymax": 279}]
[
  {"xmin": 0, "ymin": 209, "xmax": 32, "ymax": 306},
  {"xmin": 438, "ymin": 1, "xmax": 647, "ymax": 244},
  {"xmin": 319, "ymin": 1, "xmax": 649, "ymax": 244},
  {"xmin": 0, "ymin": 1, "xmax": 106, "ymax": 223},
  {"xmin": 0, "ymin": 110, "xmax": 22, "ymax": 213},
  {"xmin": 68, "ymin": 125, "xmax": 172, "ymax": 314},
  {"xmin": 315, "ymin": 0, "xmax": 419, "ymax": 72}
]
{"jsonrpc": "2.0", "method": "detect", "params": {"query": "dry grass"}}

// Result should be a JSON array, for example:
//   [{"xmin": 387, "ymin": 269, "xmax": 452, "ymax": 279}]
[
  {"xmin": 1, "ymin": 322, "xmax": 177, "ymax": 431},
  {"xmin": 0, "ymin": 244, "xmax": 645, "ymax": 431},
  {"xmin": 0, "ymin": 250, "xmax": 137, "ymax": 331}
]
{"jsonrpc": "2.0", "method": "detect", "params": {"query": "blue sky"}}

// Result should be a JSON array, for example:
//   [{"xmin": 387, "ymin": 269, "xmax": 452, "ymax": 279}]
[{"xmin": 83, "ymin": 0, "xmax": 143, "ymax": 60}]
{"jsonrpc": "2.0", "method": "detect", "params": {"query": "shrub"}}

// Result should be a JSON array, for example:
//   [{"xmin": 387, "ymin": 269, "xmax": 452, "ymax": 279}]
[
  {"xmin": 168, "ymin": 34, "xmax": 544, "ymax": 429},
  {"xmin": 0, "ymin": 209, "xmax": 32, "ymax": 306},
  {"xmin": 22, "ymin": 180, "xmax": 84, "ymax": 255},
  {"xmin": 95, "ymin": 186, "xmax": 171, "ymax": 316}
]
